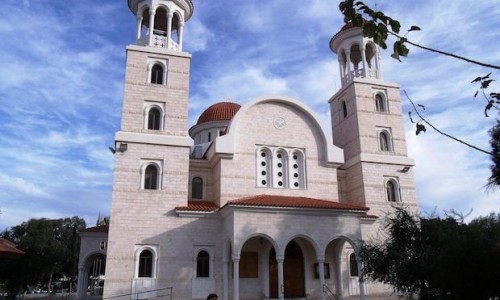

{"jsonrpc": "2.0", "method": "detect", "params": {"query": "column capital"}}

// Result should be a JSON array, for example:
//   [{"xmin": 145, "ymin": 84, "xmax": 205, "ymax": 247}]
[
  {"xmin": 179, "ymin": 20, "xmax": 185, "ymax": 27},
  {"xmin": 149, "ymin": 8, "xmax": 155, "ymax": 15}
]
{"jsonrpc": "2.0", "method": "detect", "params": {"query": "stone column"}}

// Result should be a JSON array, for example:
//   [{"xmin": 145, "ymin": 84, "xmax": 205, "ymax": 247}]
[
  {"xmin": 318, "ymin": 259, "xmax": 326, "ymax": 300},
  {"xmin": 361, "ymin": 45, "xmax": 367, "ymax": 77},
  {"xmin": 222, "ymin": 258, "xmax": 229, "ymax": 300},
  {"xmin": 345, "ymin": 50, "xmax": 352, "ymax": 82},
  {"xmin": 335, "ymin": 253, "xmax": 343, "ymax": 300},
  {"xmin": 232, "ymin": 257, "xmax": 240, "ymax": 300},
  {"xmin": 178, "ymin": 20, "xmax": 184, "ymax": 51},
  {"xmin": 167, "ymin": 12, "xmax": 173, "ymax": 49},
  {"xmin": 136, "ymin": 15, "xmax": 143, "ymax": 40},
  {"xmin": 358, "ymin": 260, "xmax": 366, "ymax": 300},
  {"xmin": 375, "ymin": 48, "xmax": 382, "ymax": 79},
  {"xmin": 277, "ymin": 256, "xmax": 284, "ymax": 300},
  {"xmin": 148, "ymin": 9, "xmax": 156, "ymax": 46},
  {"xmin": 76, "ymin": 265, "xmax": 86, "ymax": 299}
]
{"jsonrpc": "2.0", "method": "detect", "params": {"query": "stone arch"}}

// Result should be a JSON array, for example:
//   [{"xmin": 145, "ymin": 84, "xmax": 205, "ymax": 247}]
[
  {"xmin": 77, "ymin": 251, "xmax": 106, "ymax": 298},
  {"xmin": 216, "ymin": 95, "xmax": 344, "ymax": 166}
]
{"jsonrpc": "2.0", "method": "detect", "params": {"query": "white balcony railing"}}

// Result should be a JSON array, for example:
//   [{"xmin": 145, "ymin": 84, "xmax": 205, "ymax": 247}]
[
  {"xmin": 136, "ymin": 30, "xmax": 180, "ymax": 51},
  {"xmin": 131, "ymin": 278, "xmax": 158, "ymax": 299}
]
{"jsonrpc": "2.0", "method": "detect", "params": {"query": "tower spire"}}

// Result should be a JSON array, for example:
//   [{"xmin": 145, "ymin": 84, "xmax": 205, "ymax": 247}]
[{"xmin": 329, "ymin": 23, "xmax": 382, "ymax": 87}]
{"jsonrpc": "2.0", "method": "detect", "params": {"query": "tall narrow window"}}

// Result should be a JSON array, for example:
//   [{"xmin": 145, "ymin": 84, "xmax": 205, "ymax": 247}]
[
  {"xmin": 148, "ymin": 107, "xmax": 161, "ymax": 130},
  {"xmin": 290, "ymin": 150, "xmax": 306, "ymax": 189},
  {"xmin": 375, "ymin": 94, "xmax": 385, "ymax": 112},
  {"xmin": 257, "ymin": 147, "xmax": 272, "ymax": 187},
  {"xmin": 196, "ymin": 251, "xmax": 210, "ymax": 278},
  {"xmin": 144, "ymin": 164, "xmax": 159, "ymax": 190},
  {"xmin": 386, "ymin": 179, "xmax": 400, "ymax": 202},
  {"xmin": 138, "ymin": 250, "xmax": 153, "ymax": 277},
  {"xmin": 208, "ymin": 132, "xmax": 212, "ymax": 142},
  {"xmin": 274, "ymin": 149, "xmax": 288, "ymax": 188},
  {"xmin": 192, "ymin": 177, "xmax": 203, "ymax": 199},
  {"xmin": 151, "ymin": 64, "xmax": 164, "ymax": 84},
  {"xmin": 349, "ymin": 253, "xmax": 359, "ymax": 277},
  {"xmin": 379, "ymin": 131, "xmax": 390, "ymax": 151},
  {"xmin": 342, "ymin": 101, "xmax": 348, "ymax": 118}
]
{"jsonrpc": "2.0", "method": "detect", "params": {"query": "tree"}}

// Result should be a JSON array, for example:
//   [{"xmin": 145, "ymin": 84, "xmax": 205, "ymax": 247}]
[
  {"xmin": 338, "ymin": 1, "xmax": 500, "ymax": 188},
  {"xmin": 360, "ymin": 208, "xmax": 500, "ymax": 300},
  {"xmin": 0, "ymin": 217, "xmax": 86, "ymax": 296},
  {"xmin": 487, "ymin": 120, "xmax": 500, "ymax": 189}
]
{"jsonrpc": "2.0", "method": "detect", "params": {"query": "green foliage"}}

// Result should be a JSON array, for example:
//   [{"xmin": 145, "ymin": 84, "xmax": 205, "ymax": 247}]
[
  {"xmin": 487, "ymin": 120, "xmax": 500, "ymax": 189},
  {"xmin": 360, "ymin": 208, "xmax": 500, "ymax": 300},
  {"xmin": 339, "ymin": 0, "xmax": 417, "ymax": 61},
  {"xmin": 0, "ymin": 216, "xmax": 86, "ymax": 294}
]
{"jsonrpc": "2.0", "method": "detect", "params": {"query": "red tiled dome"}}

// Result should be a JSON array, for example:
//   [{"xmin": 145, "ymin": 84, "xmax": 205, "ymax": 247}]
[{"xmin": 196, "ymin": 102, "xmax": 241, "ymax": 125}]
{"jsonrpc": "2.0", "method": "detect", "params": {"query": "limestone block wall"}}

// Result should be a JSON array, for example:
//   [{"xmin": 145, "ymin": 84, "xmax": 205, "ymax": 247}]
[
  {"xmin": 216, "ymin": 101, "xmax": 339, "ymax": 206},
  {"xmin": 120, "ymin": 46, "xmax": 191, "ymax": 137}
]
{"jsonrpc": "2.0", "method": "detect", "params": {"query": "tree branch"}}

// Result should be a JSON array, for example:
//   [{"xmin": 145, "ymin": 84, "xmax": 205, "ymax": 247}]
[
  {"xmin": 390, "ymin": 32, "xmax": 500, "ymax": 70},
  {"xmin": 404, "ymin": 90, "xmax": 492, "ymax": 156}
]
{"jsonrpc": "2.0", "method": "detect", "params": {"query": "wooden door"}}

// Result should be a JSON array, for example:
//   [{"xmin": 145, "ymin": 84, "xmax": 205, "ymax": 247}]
[{"xmin": 269, "ymin": 242, "xmax": 305, "ymax": 298}]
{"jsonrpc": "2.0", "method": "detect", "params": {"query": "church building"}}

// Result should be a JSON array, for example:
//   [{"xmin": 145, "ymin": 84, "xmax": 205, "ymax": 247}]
[{"xmin": 78, "ymin": 0, "xmax": 418, "ymax": 299}]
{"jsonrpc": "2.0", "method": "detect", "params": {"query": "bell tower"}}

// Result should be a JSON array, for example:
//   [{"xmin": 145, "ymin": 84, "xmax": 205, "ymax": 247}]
[
  {"xmin": 104, "ymin": 0, "xmax": 194, "ymax": 298},
  {"xmin": 329, "ymin": 23, "xmax": 418, "ymax": 216}
]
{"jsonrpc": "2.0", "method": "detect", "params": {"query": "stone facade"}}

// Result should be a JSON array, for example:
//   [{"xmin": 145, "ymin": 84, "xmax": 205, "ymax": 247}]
[{"xmin": 78, "ymin": 1, "xmax": 419, "ymax": 300}]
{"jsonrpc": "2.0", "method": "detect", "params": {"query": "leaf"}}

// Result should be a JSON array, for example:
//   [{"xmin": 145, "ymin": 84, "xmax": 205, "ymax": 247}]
[
  {"xmin": 491, "ymin": 93, "xmax": 500, "ymax": 100},
  {"xmin": 417, "ymin": 104, "xmax": 426, "ymax": 110},
  {"xmin": 416, "ymin": 123, "xmax": 427, "ymax": 135},
  {"xmin": 471, "ymin": 76, "xmax": 482, "ymax": 83},
  {"xmin": 482, "ymin": 72, "xmax": 492, "ymax": 80},
  {"xmin": 473, "ymin": 91, "xmax": 479, "ymax": 98},
  {"xmin": 389, "ymin": 19, "xmax": 401, "ymax": 33},
  {"xmin": 408, "ymin": 26, "xmax": 421, "ymax": 32},
  {"xmin": 485, "ymin": 101, "xmax": 493, "ymax": 117},
  {"xmin": 408, "ymin": 112, "xmax": 414, "ymax": 123},
  {"xmin": 391, "ymin": 52, "xmax": 401, "ymax": 62},
  {"xmin": 481, "ymin": 79, "xmax": 494, "ymax": 89}
]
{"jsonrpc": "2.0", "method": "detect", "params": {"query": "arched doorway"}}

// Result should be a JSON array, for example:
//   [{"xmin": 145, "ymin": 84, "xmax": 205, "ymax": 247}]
[
  {"xmin": 269, "ymin": 241, "xmax": 305, "ymax": 298},
  {"xmin": 86, "ymin": 253, "xmax": 106, "ymax": 296}
]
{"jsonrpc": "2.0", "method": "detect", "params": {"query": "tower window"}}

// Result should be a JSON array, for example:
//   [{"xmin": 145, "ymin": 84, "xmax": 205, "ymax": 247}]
[
  {"xmin": 148, "ymin": 107, "xmax": 161, "ymax": 130},
  {"xmin": 378, "ymin": 129, "xmax": 393, "ymax": 152},
  {"xmin": 141, "ymin": 161, "xmax": 162, "ymax": 190},
  {"xmin": 375, "ymin": 93, "xmax": 388, "ymax": 112},
  {"xmin": 144, "ymin": 165, "xmax": 158, "ymax": 189},
  {"xmin": 349, "ymin": 253, "xmax": 359, "ymax": 277},
  {"xmin": 191, "ymin": 177, "xmax": 203, "ymax": 199},
  {"xmin": 386, "ymin": 179, "xmax": 401, "ymax": 202},
  {"xmin": 151, "ymin": 64, "xmax": 164, "ymax": 84},
  {"xmin": 138, "ymin": 250, "xmax": 153, "ymax": 277},
  {"xmin": 342, "ymin": 100, "xmax": 348, "ymax": 118},
  {"xmin": 196, "ymin": 250, "xmax": 210, "ymax": 278}
]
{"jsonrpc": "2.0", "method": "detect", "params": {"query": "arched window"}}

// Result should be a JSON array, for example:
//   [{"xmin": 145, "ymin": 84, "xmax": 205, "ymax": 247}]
[
  {"xmin": 375, "ymin": 94, "xmax": 386, "ymax": 112},
  {"xmin": 144, "ymin": 164, "xmax": 159, "ymax": 190},
  {"xmin": 290, "ymin": 150, "xmax": 306, "ymax": 189},
  {"xmin": 196, "ymin": 250, "xmax": 210, "ymax": 278},
  {"xmin": 274, "ymin": 149, "xmax": 288, "ymax": 188},
  {"xmin": 256, "ymin": 147, "xmax": 272, "ymax": 187},
  {"xmin": 386, "ymin": 179, "xmax": 400, "ymax": 202},
  {"xmin": 379, "ymin": 131, "xmax": 392, "ymax": 152},
  {"xmin": 192, "ymin": 177, "xmax": 203, "ymax": 199},
  {"xmin": 151, "ymin": 64, "xmax": 164, "ymax": 84},
  {"xmin": 208, "ymin": 132, "xmax": 212, "ymax": 142},
  {"xmin": 342, "ymin": 100, "xmax": 348, "ymax": 118},
  {"xmin": 138, "ymin": 250, "xmax": 153, "ymax": 277},
  {"xmin": 349, "ymin": 253, "xmax": 359, "ymax": 277},
  {"xmin": 148, "ymin": 107, "xmax": 161, "ymax": 130}
]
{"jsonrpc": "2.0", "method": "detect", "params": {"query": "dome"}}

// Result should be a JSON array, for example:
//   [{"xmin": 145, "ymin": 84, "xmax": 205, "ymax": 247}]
[{"xmin": 196, "ymin": 102, "xmax": 241, "ymax": 125}]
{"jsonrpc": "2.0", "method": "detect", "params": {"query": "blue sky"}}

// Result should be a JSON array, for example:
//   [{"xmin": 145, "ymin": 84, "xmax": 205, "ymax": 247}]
[{"xmin": 0, "ymin": 0, "xmax": 499, "ymax": 229}]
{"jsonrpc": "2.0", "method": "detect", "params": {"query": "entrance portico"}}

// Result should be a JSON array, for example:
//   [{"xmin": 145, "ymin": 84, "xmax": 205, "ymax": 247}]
[{"xmin": 219, "ymin": 195, "xmax": 373, "ymax": 300}]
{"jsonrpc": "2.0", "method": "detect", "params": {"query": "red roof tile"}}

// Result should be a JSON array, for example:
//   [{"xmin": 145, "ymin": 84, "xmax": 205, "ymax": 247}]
[
  {"xmin": 79, "ymin": 224, "xmax": 109, "ymax": 233},
  {"xmin": 226, "ymin": 195, "xmax": 369, "ymax": 211},
  {"xmin": 176, "ymin": 201, "xmax": 219, "ymax": 212},
  {"xmin": 196, "ymin": 102, "xmax": 241, "ymax": 125},
  {"xmin": 0, "ymin": 237, "xmax": 24, "ymax": 258}
]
